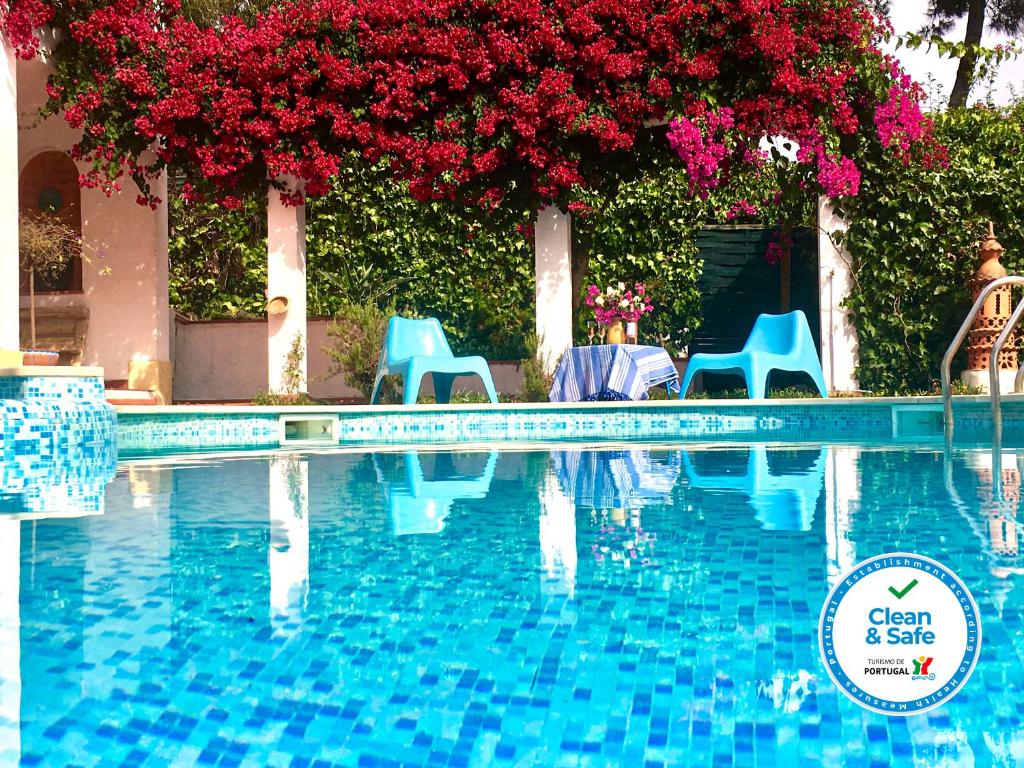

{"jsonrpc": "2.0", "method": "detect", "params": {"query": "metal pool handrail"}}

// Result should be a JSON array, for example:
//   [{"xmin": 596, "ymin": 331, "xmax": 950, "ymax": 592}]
[{"xmin": 941, "ymin": 275, "xmax": 1024, "ymax": 442}]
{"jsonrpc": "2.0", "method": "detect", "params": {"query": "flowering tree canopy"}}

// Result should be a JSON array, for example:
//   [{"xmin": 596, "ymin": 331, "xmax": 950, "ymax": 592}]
[{"xmin": 1, "ymin": 0, "xmax": 941, "ymax": 210}]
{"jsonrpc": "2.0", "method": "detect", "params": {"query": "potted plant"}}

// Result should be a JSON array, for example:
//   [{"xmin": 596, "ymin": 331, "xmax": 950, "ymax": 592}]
[
  {"xmin": 585, "ymin": 282, "xmax": 654, "ymax": 344},
  {"xmin": 18, "ymin": 212, "xmax": 84, "ymax": 365}
]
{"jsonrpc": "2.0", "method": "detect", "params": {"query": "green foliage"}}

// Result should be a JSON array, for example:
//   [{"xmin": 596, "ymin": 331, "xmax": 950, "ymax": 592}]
[
  {"xmin": 518, "ymin": 333, "xmax": 555, "ymax": 403},
  {"xmin": 579, "ymin": 153, "xmax": 812, "ymax": 355},
  {"xmin": 580, "ymin": 167, "xmax": 703, "ymax": 354},
  {"xmin": 281, "ymin": 332, "xmax": 306, "ymax": 396},
  {"xmin": 251, "ymin": 390, "xmax": 319, "ymax": 405},
  {"xmin": 840, "ymin": 102, "xmax": 1024, "ymax": 394},
  {"xmin": 168, "ymin": 156, "xmax": 805, "ymax": 362},
  {"xmin": 168, "ymin": 187, "xmax": 267, "ymax": 318},
  {"xmin": 415, "ymin": 390, "xmax": 510, "ymax": 404},
  {"xmin": 685, "ymin": 386, "xmax": 822, "ymax": 400},
  {"xmin": 305, "ymin": 160, "xmax": 535, "ymax": 359},
  {"xmin": 322, "ymin": 300, "xmax": 397, "ymax": 402}
]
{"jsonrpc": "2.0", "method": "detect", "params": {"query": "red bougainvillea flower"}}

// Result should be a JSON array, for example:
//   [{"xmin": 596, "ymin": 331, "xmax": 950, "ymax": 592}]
[{"xmin": 2, "ymin": 0, "xmax": 939, "ymax": 212}]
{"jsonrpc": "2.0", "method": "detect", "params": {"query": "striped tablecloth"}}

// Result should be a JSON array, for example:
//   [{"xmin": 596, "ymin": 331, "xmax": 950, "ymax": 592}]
[{"xmin": 548, "ymin": 344, "xmax": 678, "ymax": 402}]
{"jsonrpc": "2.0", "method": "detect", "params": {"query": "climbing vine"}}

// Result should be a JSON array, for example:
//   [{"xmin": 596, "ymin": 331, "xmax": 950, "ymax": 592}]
[
  {"xmin": 839, "ymin": 101, "xmax": 1024, "ymax": 394},
  {"xmin": 3, "ymin": 0, "xmax": 937, "ymax": 219}
]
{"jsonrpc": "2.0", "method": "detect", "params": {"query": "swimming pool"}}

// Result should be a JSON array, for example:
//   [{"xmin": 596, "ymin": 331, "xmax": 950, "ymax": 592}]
[{"xmin": 1, "ymin": 443, "xmax": 1021, "ymax": 766}]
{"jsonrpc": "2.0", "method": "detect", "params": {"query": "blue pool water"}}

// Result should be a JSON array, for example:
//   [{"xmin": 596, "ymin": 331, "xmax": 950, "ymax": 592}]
[{"xmin": 1, "ymin": 444, "xmax": 1023, "ymax": 767}]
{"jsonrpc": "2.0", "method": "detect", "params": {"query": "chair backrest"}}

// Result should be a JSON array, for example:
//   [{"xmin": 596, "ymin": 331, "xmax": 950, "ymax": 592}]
[
  {"xmin": 384, "ymin": 316, "xmax": 454, "ymax": 363},
  {"xmin": 743, "ymin": 311, "xmax": 813, "ymax": 355}
]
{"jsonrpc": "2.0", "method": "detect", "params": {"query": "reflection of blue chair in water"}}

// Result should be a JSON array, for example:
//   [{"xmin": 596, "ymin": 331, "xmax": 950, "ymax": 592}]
[
  {"xmin": 681, "ymin": 447, "xmax": 826, "ymax": 531},
  {"xmin": 370, "ymin": 317, "xmax": 499, "ymax": 405},
  {"xmin": 679, "ymin": 311, "xmax": 828, "ymax": 399},
  {"xmin": 376, "ymin": 451, "xmax": 499, "ymax": 535}
]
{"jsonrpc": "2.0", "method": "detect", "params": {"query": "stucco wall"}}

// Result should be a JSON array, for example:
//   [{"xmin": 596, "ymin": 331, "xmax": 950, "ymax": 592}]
[
  {"xmin": 173, "ymin": 317, "xmax": 527, "ymax": 402},
  {"xmin": 16, "ymin": 57, "xmax": 170, "ymax": 381}
]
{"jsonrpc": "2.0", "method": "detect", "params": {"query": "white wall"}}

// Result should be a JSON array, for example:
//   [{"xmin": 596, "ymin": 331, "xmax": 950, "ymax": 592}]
[
  {"xmin": 173, "ymin": 317, "xmax": 528, "ymax": 401},
  {"xmin": 16, "ymin": 57, "xmax": 170, "ymax": 380},
  {"xmin": 0, "ymin": 35, "xmax": 19, "ymax": 353}
]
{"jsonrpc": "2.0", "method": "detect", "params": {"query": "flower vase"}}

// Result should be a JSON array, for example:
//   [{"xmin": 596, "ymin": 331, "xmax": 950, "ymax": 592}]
[{"xmin": 606, "ymin": 321, "xmax": 625, "ymax": 344}]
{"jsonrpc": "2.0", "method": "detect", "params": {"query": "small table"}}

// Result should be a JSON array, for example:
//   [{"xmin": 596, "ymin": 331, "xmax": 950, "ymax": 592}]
[{"xmin": 548, "ymin": 344, "xmax": 679, "ymax": 402}]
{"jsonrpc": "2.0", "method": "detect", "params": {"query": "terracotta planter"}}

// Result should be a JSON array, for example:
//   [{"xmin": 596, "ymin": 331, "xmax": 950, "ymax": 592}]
[
  {"xmin": 21, "ymin": 350, "xmax": 59, "ymax": 366},
  {"xmin": 606, "ymin": 320, "xmax": 625, "ymax": 345}
]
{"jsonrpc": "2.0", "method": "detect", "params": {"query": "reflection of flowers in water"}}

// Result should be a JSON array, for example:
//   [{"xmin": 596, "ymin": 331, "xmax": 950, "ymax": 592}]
[
  {"xmin": 590, "ymin": 508, "xmax": 656, "ymax": 568},
  {"xmin": 756, "ymin": 670, "xmax": 815, "ymax": 713}
]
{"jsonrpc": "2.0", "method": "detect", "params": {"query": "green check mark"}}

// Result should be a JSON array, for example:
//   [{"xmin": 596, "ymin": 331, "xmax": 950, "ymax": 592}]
[{"xmin": 888, "ymin": 579, "xmax": 919, "ymax": 600}]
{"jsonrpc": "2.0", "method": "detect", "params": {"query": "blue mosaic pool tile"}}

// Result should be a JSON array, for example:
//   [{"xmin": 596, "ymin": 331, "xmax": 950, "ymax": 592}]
[
  {"xmin": 0, "ymin": 374, "xmax": 117, "ymax": 513},
  {"xmin": 116, "ymin": 412, "xmax": 278, "ymax": 454}
]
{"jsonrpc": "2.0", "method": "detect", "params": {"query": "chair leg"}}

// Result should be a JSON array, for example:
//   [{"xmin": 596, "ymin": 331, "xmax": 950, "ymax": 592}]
[
  {"xmin": 808, "ymin": 365, "xmax": 829, "ymax": 398},
  {"xmin": 678, "ymin": 364, "xmax": 699, "ymax": 399},
  {"xmin": 369, "ymin": 375, "xmax": 384, "ymax": 405},
  {"xmin": 433, "ymin": 373, "xmax": 456, "ymax": 404},
  {"xmin": 402, "ymin": 370, "xmax": 425, "ymax": 405},
  {"xmin": 747, "ymin": 366, "xmax": 770, "ymax": 399},
  {"xmin": 479, "ymin": 371, "xmax": 499, "ymax": 404}
]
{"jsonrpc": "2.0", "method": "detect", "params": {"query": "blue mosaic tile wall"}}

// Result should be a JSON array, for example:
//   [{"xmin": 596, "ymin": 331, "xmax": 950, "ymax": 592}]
[
  {"xmin": 116, "ymin": 412, "xmax": 279, "ymax": 455},
  {"xmin": 0, "ymin": 373, "xmax": 118, "ymax": 513},
  {"xmin": 0, "ymin": 374, "xmax": 106, "ymax": 401},
  {"xmin": 114, "ymin": 400, "xmax": 1024, "ymax": 456},
  {"xmin": 332, "ymin": 404, "xmax": 896, "ymax": 445}
]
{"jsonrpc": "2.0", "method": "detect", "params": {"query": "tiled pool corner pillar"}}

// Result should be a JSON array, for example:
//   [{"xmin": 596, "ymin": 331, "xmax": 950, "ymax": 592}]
[{"xmin": 0, "ymin": 367, "xmax": 118, "ymax": 513}]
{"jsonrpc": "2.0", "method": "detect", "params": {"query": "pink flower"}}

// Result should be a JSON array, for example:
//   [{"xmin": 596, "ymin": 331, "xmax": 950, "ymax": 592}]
[
  {"xmin": 816, "ymin": 153, "xmax": 860, "ymax": 198},
  {"xmin": 666, "ymin": 106, "xmax": 734, "ymax": 197}
]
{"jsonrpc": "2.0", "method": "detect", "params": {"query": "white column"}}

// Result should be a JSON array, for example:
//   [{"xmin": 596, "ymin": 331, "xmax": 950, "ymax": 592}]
[
  {"xmin": 153, "ymin": 172, "xmax": 171, "ymax": 362},
  {"xmin": 0, "ymin": 36, "xmax": 19, "ymax": 353},
  {"xmin": 818, "ymin": 198, "xmax": 859, "ymax": 393},
  {"xmin": 0, "ymin": 519, "xmax": 20, "ymax": 764},
  {"xmin": 267, "ymin": 185, "xmax": 307, "ymax": 393},
  {"xmin": 534, "ymin": 206, "xmax": 573, "ymax": 373},
  {"xmin": 269, "ymin": 455, "xmax": 309, "ymax": 633}
]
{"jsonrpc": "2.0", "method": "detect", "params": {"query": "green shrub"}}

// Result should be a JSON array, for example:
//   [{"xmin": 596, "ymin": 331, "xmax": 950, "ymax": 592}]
[
  {"xmin": 323, "ymin": 301, "xmax": 398, "ymax": 402},
  {"xmin": 841, "ymin": 102, "xmax": 1024, "ymax": 394},
  {"xmin": 518, "ymin": 333, "xmax": 555, "ymax": 402},
  {"xmin": 251, "ymin": 390, "xmax": 319, "ymax": 405}
]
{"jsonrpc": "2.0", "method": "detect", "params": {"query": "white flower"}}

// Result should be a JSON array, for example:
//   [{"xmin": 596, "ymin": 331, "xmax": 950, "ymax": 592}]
[
  {"xmin": 595, "ymin": 296, "xmax": 605, "ymax": 306},
  {"xmin": 617, "ymin": 281, "xmax": 625, "ymax": 291},
  {"xmin": 619, "ymin": 299, "xmax": 629, "ymax": 309},
  {"xmin": 606, "ymin": 286, "xmax": 615, "ymax": 296}
]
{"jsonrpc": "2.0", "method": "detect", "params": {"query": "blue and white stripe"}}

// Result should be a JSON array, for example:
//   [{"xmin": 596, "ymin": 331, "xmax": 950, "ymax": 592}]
[{"xmin": 549, "ymin": 345, "xmax": 678, "ymax": 402}]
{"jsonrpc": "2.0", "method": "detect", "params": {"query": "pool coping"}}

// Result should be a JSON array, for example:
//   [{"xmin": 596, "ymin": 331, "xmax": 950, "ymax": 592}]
[{"xmin": 115, "ymin": 393, "xmax": 1024, "ymax": 415}]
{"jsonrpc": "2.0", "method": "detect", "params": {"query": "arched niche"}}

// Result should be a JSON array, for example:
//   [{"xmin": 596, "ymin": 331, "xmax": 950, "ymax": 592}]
[{"xmin": 19, "ymin": 150, "xmax": 83, "ymax": 293}]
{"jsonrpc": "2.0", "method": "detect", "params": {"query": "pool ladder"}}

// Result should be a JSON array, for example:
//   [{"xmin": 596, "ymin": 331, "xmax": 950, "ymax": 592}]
[{"xmin": 941, "ymin": 275, "xmax": 1024, "ymax": 444}]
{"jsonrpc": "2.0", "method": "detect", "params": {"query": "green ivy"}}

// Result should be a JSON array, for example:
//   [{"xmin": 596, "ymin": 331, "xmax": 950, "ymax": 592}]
[
  {"xmin": 168, "ymin": 154, "xmax": 805, "ymax": 360},
  {"xmin": 168, "ymin": 187, "xmax": 267, "ymax": 318},
  {"xmin": 840, "ymin": 102, "xmax": 1024, "ymax": 394}
]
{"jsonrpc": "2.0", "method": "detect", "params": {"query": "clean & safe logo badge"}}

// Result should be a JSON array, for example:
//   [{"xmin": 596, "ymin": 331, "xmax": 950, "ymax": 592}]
[{"xmin": 819, "ymin": 553, "xmax": 981, "ymax": 715}]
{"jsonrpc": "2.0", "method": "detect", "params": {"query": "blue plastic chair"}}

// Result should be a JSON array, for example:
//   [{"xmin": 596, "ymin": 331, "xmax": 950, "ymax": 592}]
[
  {"xmin": 374, "ymin": 451, "xmax": 499, "ymax": 535},
  {"xmin": 681, "ymin": 447, "xmax": 826, "ymax": 531},
  {"xmin": 678, "ymin": 311, "xmax": 827, "ymax": 399},
  {"xmin": 370, "ymin": 317, "xmax": 499, "ymax": 405}
]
